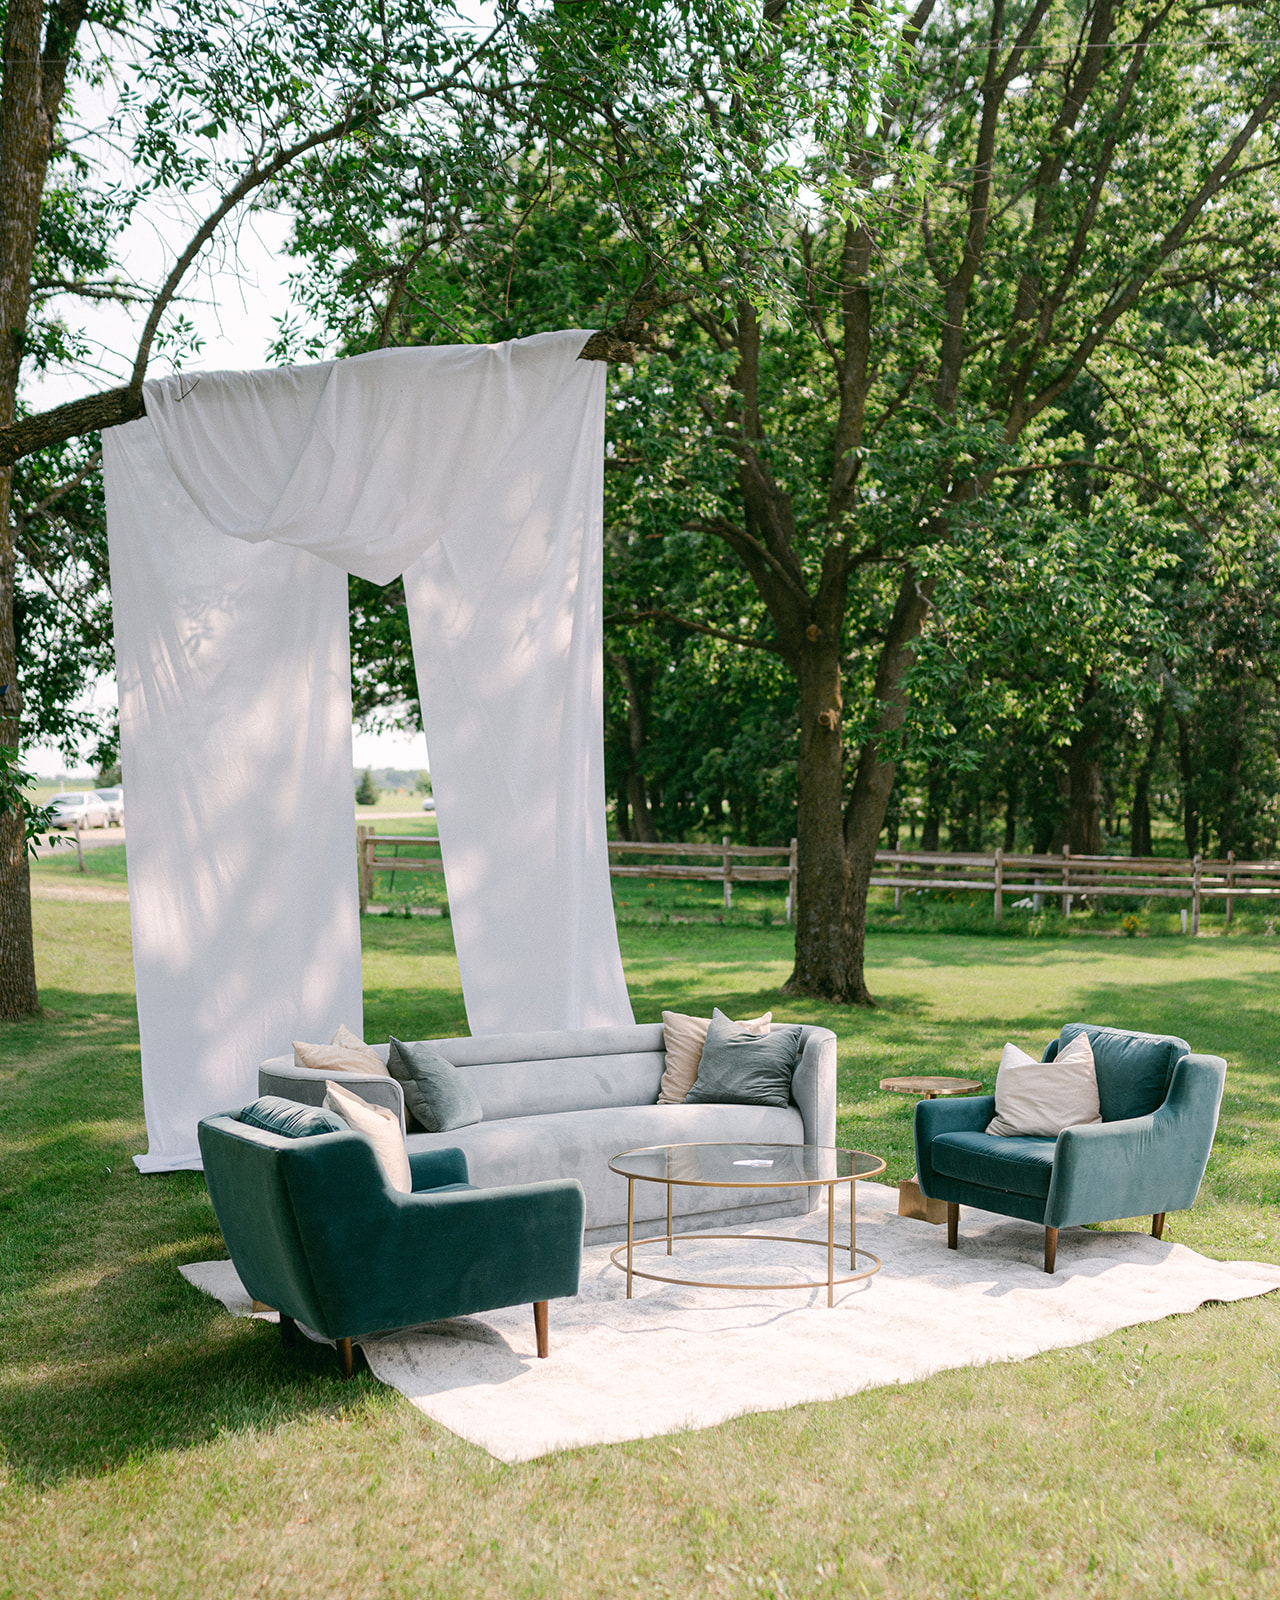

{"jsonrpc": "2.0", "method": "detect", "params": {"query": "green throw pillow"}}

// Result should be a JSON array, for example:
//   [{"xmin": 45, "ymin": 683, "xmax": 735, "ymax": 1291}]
[
  {"xmin": 684, "ymin": 1010, "xmax": 803, "ymax": 1109},
  {"xmin": 387, "ymin": 1037, "xmax": 483, "ymax": 1134},
  {"xmin": 238, "ymin": 1096, "xmax": 346, "ymax": 1138}
]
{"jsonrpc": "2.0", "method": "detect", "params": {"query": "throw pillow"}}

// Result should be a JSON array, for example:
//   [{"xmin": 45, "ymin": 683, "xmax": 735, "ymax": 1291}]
[
  {"xmin": 387, "ymin": 1037, "xmax": 483, "ymax": 1134},
  {"xmin": 238, "ymin": 1096, "xmax": 346, "ymax": 1138},
  {"xmin": 292, "ymin": 1023, "xmax": 390, "ymax": 1077},
  {"xmin": 986, "ymin": 1033, "xmax": 1101, "ymax": 1138},
  {"xmin": 658, "ymin": 1009, "xmax": 772, "ymax": 1104},
  {"xmin": 323, "ymin": 1079, "xmax": 413, "ymax": 1193},
  {"xmin": 684, "ymin": 1009, "xmax": 803, "ymax": 1109}
]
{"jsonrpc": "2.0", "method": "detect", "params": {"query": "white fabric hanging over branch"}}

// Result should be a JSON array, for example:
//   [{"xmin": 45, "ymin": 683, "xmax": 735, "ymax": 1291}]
[{"xmin": 106, "ymin": 331, "xmax": 633, "ymax": 1172}]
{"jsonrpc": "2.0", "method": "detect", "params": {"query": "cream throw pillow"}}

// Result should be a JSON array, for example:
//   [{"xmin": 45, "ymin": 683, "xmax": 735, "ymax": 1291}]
[
  {"xmin": 323, "ymin": 1079, "xmax": 412, "ymax": 1193},
  {"xmin": 986, "ymin": 1034, "xmax": 1101, "ymax": 1138},
  {"xmin": 293, "ymin": 1023, "xmax": 390, "ymax": 1077},
  {"xmin": 658, "ymin": 1010, "xmax": 772, "ymax": 1104}
]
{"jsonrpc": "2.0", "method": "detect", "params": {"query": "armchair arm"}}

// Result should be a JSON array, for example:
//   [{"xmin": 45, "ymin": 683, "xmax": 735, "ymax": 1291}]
[
  {"xmin": 915, "ymin": 1094, "xmax": 996, "ymax": 1199},
  {"xmin": 1045, "ymin": 1053, "xmax": 1226, "ymax": 1229},
  {"xmin": 791, "ymin": 1027, "xmax": 836, "ymax": 1148},
  {"xmin": 409, "ymin": 1147, "xmax": 470, "ymax": 1191}
]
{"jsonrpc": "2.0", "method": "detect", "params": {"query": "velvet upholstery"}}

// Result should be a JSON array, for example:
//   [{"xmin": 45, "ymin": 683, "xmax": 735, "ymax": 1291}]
[
  {"xmin": 197, "ymin": 1114, "xmax": 584, "ymax": 1342},
  {"xmin": 915, "ymin": 1026, "xmax": 1225, "ymax": 1239}
]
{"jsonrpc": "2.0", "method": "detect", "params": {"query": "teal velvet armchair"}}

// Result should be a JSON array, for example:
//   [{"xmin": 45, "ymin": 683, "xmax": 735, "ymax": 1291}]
[
  {"xmin": 914, "ymin": 1024, "xmax": 1226, "ymax": 1273},
  {"xmin": 198, "ymin": 1111, "xmax": 585, "ymax": 1374}
]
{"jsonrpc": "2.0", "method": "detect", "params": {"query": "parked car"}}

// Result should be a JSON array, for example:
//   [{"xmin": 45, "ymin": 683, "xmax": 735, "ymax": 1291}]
[
  {"xmin": 94, "ymin": 787, "xmax": 124, "ymax": 825},
  {"xmin": 421, "ymin": 795, "xmax": 435, "ymax": 812},
  {"xmin": 48, "ymin": 791, "xmax": 112, "ymax": 830}
]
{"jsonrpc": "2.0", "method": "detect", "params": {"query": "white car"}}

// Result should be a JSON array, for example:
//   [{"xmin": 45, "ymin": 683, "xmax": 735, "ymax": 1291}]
[
  {"xmin": 48, "ymin": 791, "xmax": 111, "ymax": 830},
  {"xmin": 94, "ymin": 787, "xmax": 125, "ymax": 825},
  {"xmin": 421, "ymin": 795, "xmax": 435, "ymax": 812}
]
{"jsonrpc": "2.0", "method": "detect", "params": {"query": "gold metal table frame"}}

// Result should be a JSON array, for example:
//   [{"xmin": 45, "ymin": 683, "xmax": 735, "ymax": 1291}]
[{"xmin": 607, "ymin": 1143, "xmax": 887, "ymax": 1308}]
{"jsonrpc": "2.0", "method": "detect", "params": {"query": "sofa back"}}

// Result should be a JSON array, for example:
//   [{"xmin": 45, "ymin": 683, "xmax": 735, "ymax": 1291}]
[
  {"xmin": 425, "ymin": 1024, "xmax": 666, "ymax": 1120},
  {"xmin": 1049, "ymin": 1023, "xmax": 1190, "ymax": 1122}
]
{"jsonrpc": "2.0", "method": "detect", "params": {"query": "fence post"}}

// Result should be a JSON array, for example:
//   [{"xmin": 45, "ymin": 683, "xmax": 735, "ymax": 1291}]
[
  {"xmin": 722, "ymin": 835, "xmax": 732, "ymax": 911},
  {"xmin": 75, "ymin": 818, "xmax": 85, "ymax": 874},
  {"xmin": 1192, "ymin": 853, "xmax": 1201, "ymax": 935},
  {"xmin": 1061, "ymin": 845, "xmax": 1071, "ymax": 917},
  {"xmin": 894, "ymin": 839, "xmax": 904, "ymax": 912},
  {"xmin": 365, "ymin": 825, "xmax": 376, "ymax": 912},
  {"xmin": 1226, "ymin": 849, "xmax": 1235, "ymax": 927},
  {"xmin": 787, "ymin": 837, "xmax": 797, "ymax": 924},
  {"xmin": 357, "ymin": 825, "xmax": 367, "ymax": 913},
  {"xmin": 993, "ymin": 847, "xmax": 1003, "ymax": 925}
]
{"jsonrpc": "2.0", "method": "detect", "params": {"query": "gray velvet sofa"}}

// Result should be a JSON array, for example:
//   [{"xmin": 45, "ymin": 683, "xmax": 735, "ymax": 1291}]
[{"xmin": 260, "ymin": 1022, "xmax": 836, "ymax": 1243}]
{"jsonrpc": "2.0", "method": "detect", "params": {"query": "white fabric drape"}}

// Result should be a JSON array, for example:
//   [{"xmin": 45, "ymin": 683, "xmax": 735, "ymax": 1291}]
[
  {"xmin": 106, "ymin": 331, "xmax": 632, "ymax": 1171},
  {"xmin": 105, "ymin": 423, "xmax": 363, "ymax": 1171}
]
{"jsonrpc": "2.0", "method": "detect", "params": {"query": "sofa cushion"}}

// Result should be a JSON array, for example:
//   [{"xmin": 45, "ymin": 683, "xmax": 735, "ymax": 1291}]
[
  {"xmin": 658, "ymin": 1009, "xmax": 773, "ymax": 1104},
  {"xmin": 685, "ymin": 1011, "xmax": 803, "ymax": 1109},
  {"xmin": 292, "ymin": 1027, "xmax": 390, "ymax": 1078},
  {"xmin": 405, "ymin": 1101, "xmax": 806, "ymax": 1230},
  {"xmin": 1056, "ymin": 1024, "xmax": 1189, "ymax": 1122},
  {"xmin": 324, "ymin": 1080, "xmax": 412, "ymax": 1193},
  {"xmin": 238, "ymin": 1096, "xmax": 345, "ymax": 1139},
  {"xmin": 388, "ymin": 1037, "xmax": 483, "ymax": 1133},
  {"xmin": 931, "ymin": 1130, "xmax": 1057, "ymax": 1199}
]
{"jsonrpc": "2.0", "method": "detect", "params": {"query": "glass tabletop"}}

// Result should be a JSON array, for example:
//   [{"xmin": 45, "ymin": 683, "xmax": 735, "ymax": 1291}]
[{"xmin": 609, "ymin": 1142, "xmax": 885, "ymax": 1188}]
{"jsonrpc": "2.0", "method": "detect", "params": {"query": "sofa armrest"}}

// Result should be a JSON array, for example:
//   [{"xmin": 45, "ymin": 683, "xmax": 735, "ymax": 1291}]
[
  {"xmin": 258, "ymin": 1060, "xmax": 406, "ymax": 1132},
  {"xmin": 409, "ymin": 1147, "xmax": 470, "ymax": 1191},
  {"xmin": 915, "ymin": 1094, "xmax": 996, "ymax": 1199},
  {"xmin": 1045, "ymin": 1052, "xmax": 1226, "ymax": 1229},
  {"xmin": 791, "ymin": 1027, "xmax": 837, "ymax": 1148}
]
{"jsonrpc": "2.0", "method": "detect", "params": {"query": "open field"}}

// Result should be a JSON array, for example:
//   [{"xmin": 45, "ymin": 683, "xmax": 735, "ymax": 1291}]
[{"xmin": 2, "ymin": 904, "xmax": 1279, "ymax": 1597}]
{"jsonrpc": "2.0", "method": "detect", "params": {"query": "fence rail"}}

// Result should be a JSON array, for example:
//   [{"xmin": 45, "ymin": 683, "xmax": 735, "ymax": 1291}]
[
  {"xmin": 871, "ymin": 844, "xmax": 1280, "ymax": 931},
  {"xmin": 357, "ymin": 828, "xmax": 1278, "ymax": 931},
  {"xmin": 357, "ymin": 827, "xmax": 799, "ymax": 920}
]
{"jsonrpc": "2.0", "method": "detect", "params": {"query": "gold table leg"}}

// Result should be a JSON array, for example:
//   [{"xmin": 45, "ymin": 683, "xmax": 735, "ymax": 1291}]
[
  {"xmin": 667, "ymin": 1180, "xmax": 673, "ymax": 1255},
  {"xmin": 626, "ymin": 1177, "xmax": 635, "ymax": 1298},
  {"xmin": 850, "ymin": 1175, "xmax": 857, "ymax": 1270},
  {"xmin": 827, "ymin": 1181, "xmax": 835, "ymax": 1307}
]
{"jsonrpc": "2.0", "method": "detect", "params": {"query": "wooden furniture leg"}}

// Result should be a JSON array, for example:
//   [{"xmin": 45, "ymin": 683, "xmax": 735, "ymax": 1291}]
[
  {"xmin": 279, "ymin": 1312, "xmax": 297, "ymax": 1349},
  {"xmin": 533, "ymin": 1300, "xmax": 549, "ymax": 1359},
  {"xmin": 1152, "ymin": 1212, "xmax": 1166, "ymax": 1240},
  {"xmin": 1044, "ymin": 1227, "xmax": 1058, "ymax": 1274},
  {"xmin": 946, "ymin": 1202, "xmax": 959, "ymax": 1250},
  {"xmin": 337, "ymin": 1337, "xmax": 354, "ymax": 1378}
]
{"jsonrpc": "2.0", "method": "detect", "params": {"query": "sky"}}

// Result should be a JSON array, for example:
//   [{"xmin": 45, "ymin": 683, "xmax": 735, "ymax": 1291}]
[{"xmin": 23, "ymin": 166, "xmax": 431, "ymax": 779}]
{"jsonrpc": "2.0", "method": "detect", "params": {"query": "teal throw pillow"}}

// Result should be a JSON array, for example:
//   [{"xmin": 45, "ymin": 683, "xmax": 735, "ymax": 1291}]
[
  {"xmin": 387, "ymin": 1037, "xmax": 483, "ymax": 1134},
  {"xmin": 684, "ymin": 1010, "xmax": 803, "ymax": 1109},
  {"xmin": 238, "ymin": 1096, "xmax": 345, "ymax": 1138}
]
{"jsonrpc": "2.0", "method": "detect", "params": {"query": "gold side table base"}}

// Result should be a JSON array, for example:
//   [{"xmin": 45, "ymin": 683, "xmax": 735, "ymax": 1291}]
[
  {"xmin": 898, "ymin": 1177, "xmax": 949, "ymax": 1225},
  {"xmin": 611, "ymin": 1232, "xmax": 881, "ymax": 1298}
]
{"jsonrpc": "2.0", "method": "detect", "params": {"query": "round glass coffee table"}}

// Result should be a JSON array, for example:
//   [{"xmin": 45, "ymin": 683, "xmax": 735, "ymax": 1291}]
[{"xmin": 608, "ymin": 1142, "xmax": 886, "ymax": 1307}]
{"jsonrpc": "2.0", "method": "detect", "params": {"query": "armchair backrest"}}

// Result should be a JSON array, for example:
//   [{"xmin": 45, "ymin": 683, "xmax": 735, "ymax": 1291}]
[
  {"xmin": 1048, "ymin": 1023, "xmax": 1190, "ymax": 1122},
  {"xmin": 197, "ymin": 1113, "xmax": 390, "ymax": 1328}
]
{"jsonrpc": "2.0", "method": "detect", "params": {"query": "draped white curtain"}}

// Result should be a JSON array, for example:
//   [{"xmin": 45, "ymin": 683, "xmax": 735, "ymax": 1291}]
[{"xmin": 105, "ymin": 331, "xmax": 633, "ymax": 1172}]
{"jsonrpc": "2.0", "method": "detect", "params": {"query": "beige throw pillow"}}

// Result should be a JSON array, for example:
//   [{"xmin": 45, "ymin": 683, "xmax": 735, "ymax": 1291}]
[
  {"xmin": 323, "ymin": 1079, "xmax": 412, "ymax": 1193},
  {"xmin": 292, "ymin": 1023, "xmax": 390, "ymax": 1077},
  {"xmin": 986, "ymin": 1034, "xmax": 1101, "ymax": 1138},
  {"xmin": 658, "ymin": 1010, "xmax": 772, "ymax": 1104}
]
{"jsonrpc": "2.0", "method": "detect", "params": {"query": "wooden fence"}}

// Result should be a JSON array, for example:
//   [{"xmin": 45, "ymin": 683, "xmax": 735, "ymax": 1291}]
[
  {"xmin": 357, "ymin": 826, "xmax": 799, "ymax": 920},
  {"xmin": 871, "ymin": 844, "xmax": 1280, "ymax": 931},
  {"xmin": 358, "ymin": 827, "xmax": 1280, "ymax": 930}
]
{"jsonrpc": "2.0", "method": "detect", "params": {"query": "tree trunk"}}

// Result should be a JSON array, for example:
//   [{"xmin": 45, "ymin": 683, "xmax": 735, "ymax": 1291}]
[
  {"xmin": 920, "ymin": 764, "xmax": 943, "ymax": 852},
  {"xmin": 0, "ymin": 0, "xmax": 82, "ymax": 1019},
  {"xmin": 1003, "ymin": 770, "xmax": 1018, "ymax": 852},
  {"xmin": 1175, "ymin": 712, "xmax": 1198, "ymax": 859},
  {"xmin": 1130, "ymin": 698, "xmax": 1166, "ymax": 857},
  {"xmin": 609, "ymin": 654, "xmax": 657, "ymax": 844},
  {"xmin": 787, "ymin": 635, "xmax": 850, "ymax": 999},
  {"xmin": 1066, "ymin": 730, "xmax": 1102, "ymax": 855}
]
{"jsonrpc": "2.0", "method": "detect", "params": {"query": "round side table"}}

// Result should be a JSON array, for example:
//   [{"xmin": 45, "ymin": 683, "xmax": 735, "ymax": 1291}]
[{"xmin": 881, "ymin": 1075, "xmax": 984, "ymax": 1222}]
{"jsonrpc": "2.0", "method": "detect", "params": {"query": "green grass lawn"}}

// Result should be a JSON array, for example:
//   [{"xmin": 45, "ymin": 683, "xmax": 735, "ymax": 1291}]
[{"xmin": 3, "ymin": 905, "xmax": 1280, "ymax": 1597}]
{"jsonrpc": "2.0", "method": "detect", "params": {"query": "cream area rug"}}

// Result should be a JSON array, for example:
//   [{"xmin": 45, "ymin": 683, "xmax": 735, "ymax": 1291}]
[{"xmin": 181, "ymin": 1183, "xmax": 1280, "ymax": 1462}]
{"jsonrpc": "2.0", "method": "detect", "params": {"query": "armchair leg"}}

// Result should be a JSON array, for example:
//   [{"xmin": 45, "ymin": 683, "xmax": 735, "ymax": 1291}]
[
  {"xmin": 337, "ymin": 1337, "xmax": 354, "ymax": 1379},
  {"xmin": 533, "ymin": 1300, "xmax": 549, "ymax": 1359},
  {"xmin": 1044, "ymin": 1227, "xmax": 1058, "ymax": 1275},
  {"xmin": 946, "ymin": 1203, "xmax": 959, "ymax": 1250},
  {"xmin": 279, "ymin": 1312, "xmax": 297, "ymax": 1350},
  {"xmin": 1152, "ymin": 1212, "xmax": 1166, "ymax": 1240}
]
